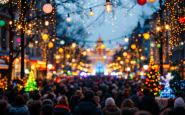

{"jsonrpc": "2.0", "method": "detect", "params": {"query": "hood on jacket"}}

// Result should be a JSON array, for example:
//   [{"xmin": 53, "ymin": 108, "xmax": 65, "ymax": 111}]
[{"xmin": 104, "ymin": 105, "xmax": 120, "ymax": 115}]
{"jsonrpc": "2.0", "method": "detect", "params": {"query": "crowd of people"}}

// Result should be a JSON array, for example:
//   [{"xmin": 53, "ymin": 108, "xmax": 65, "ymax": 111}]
[{"xmin": 0, "ymin": 77, "xmax": 185, "ymax": 115}]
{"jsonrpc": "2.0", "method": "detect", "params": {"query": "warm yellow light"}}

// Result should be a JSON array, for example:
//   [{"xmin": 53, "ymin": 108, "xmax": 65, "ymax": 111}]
[
  {"xmin": 31, "ymin": 65, "xmax": 35, "ymax": 70},
  {"xmin": 156, "ymin": 26, "xmax": 161, "ymax": 32},
  {"xmin": 124, "ymin": 37, "xmax": 129, "ymax": 42},
  {"xmin": 165, "ymin": 24, "xmax": 170, "ymax": 30},
  {"xmin": 83, "ymin": 51, "xmax": 87, "ymax": 56},
  {"xmin": 42, "ymin": 34, "xmax": 48, "ymax": 41},
  {"xmin": 131, "ymin": 44, "xmax": 136, "ymax": 49},
  {"xmin": 104, "ymin": 0, "xmax": 112, "ymax": 13},
  {"xmin": 9, "ymin": 21, "xmax": 12, "ymax": 25},
  {"xmin": 117, "ymin": 57, "xmax": 121, "ymax": 61},
  {"xmin": 123, "ymin": 52, "xmax": 127, "ymax": 56},
  {"xmin": 27, "ymin": 30, "xmax": 31, "ymax": 35},
  {"xmin": 141, "ymin": 56, "xmax": 145, "ymax": 60},
  {"xmin": 126, "ymin": 67, "xmax": 131, "ymax": 72},
  {"xmin": 28, "ymin": 43, "xmax": 33, "ymax": 48},
  {"xmin": 55, "ymin": 55, "xmax": 60, "ymax": 59},
  {"xmin": 72, "ymin": 43, "xmax": 76, "ymax": 48},
  {"xmin": 90, "ymin": 12, "xmax": 94, "ymax": 16},
  {"xmin": 48, "ymin": 42, "xmax": 54, "ymax": 48},
  {"xmin": 147, "ymin": 0, "xmax": 156, "ymax": 3},
  {"xmin": 66, "ymin": 54, "xmax": 70, "ymax": 58},
  {"xmin": 143, "ymin": 33, "xmax": 150, "ymax": 40},
  {"xmin": 120, "ymin": 61, "xmax": 124, "ymax": 64},
  {"xmin": 45, "ymin": 20, "xmax": 49, "ymax": 26},
  {"xmin": 59, "ymin": 48, "xmax": 63, "ymax": 53},
  {"xmin": 101, "ymin": 44, "xmax": 105, "ymax": 49},
  {"xmin": 18, "ymin": 25, "xmax": 21, "ymax": 29}
]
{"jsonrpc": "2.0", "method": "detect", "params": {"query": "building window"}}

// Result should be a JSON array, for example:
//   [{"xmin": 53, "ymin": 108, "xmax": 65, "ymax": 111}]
[{"xmin": 1, "ymin": 28, "xmax": 6, "ymax": 50}]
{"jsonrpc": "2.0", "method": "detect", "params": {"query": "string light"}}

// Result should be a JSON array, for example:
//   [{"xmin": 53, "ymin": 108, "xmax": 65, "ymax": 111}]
[
  {"xmin": 66, "ymin": 13, "xmax": 71, "ymax": 22},
  {"xmin": 104, "ymin": 0, "xmax": 113, "ymax": 13}
]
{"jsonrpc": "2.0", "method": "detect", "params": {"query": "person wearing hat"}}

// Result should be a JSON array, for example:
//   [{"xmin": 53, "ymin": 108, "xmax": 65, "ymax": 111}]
[
  {"xmin": 73, "ymin": 90, "xmax": 102, "ymax": 115},
  {"xmin": 103, "ymin": 97, "xmax": 120, "ymax": 115},
  {"xmin": 168, "ymin": 97, "xmax": 185, "ymax": 115}
]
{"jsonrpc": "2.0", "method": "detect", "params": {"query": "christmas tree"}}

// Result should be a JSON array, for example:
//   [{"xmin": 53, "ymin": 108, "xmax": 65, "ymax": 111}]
[
  {"xmin": 170, "ymin": 71, "xmax": 185, "ymax": 95},
  {"xmin": 144, "ymin": 56, "xmax": 163, "ymax": 96},
  {"xmin": 24, "ymin": 70, "xmax": 38, "ymax": 92}
]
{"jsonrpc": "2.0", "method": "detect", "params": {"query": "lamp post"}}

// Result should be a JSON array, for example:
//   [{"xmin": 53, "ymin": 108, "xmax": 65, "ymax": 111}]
[{"xmin": 158, "ymin": 0, "xmax": 164, "ymax": 75}]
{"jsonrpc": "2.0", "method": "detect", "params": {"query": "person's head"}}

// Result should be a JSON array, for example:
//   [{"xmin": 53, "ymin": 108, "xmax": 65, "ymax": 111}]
[
  {"xmin": 23, "ymin": 93, "xmax": 29, "ymax": 101},
  {"xmin": 13, "ymin": 95, "xmax": 25, "ymax": 106},
  {"xmin": 84, "ymin": 90, "xmax": 94, "ymax": 101},
  {"xmin": 0, "ymin": 99, "xmax": 8, "ymax": 114},
  {"xmin": 42, "ymin": 104, "xmax": 53, "ymax": 115},
  {"xmin": 32, "ymin": 92, "xmax": 41, "ymax": 100},
  {"xmin": 105, "ymin": 97, "xmax": 115, "ymax": 106},
  {"xmin": 94, "ymin": 96, "xmax": 100, "ymax": 104},
  {"xmin": 58, "ymin": 96, "xmax": 68, "ymax": 106},
  {"xmin": 174, "ymin": 97, "xmax": 185, "ymax": 108},
  {"xmin": 75, "ymin": 90, "xmax": 83, "ymax": 98},
  {"xmin": 135, "ymin": 111, "xmax": 152, "ymax": 115},
  {"xmin": 167, "ymin": 98, "xmax": 174, "ymax": 107},
  {"xmin": 47, "ymin": 94, "xmax": 54, "ymax": 100},
  {"xmin": 143, "ymin": 88, "xmax": 150, "ymax": 96},
  {"xmin": 42, "ymin": 99, "xmax": 53, "ymax": 106},
  {"xmin": 121, "ymin": 99, "xmax": 134, "ymax": 108}
]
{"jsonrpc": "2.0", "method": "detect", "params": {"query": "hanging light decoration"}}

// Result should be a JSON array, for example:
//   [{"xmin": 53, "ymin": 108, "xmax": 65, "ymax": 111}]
[
  {"xmin": 137, "ymin": 0, "xmax": 147, "ymax": 5},
  {"xmin": 143, "ymin": 33, "xmax": 150, "ymax": 40},
  {"xmin": 43, "ymin": 3, "xmax": 53, "ymax": 14},
  {"xmin": 179, "ymin": 17, "xmax": 185, "ymax": 23},
  {"xmin": 66, "ymin": 13, "xmax": 71, "ymax": 22},
  {"xmin": 147, "ymin": 0, "xmax": 156, "ymax": 3},
  {"xmin": 89, "ymin": 8, "xmax": 94, "ymax": 16},
  {"xmin": 0, "ymin": 0, "xmax": 9, "ymax": 4},
  {"xmin": 59, "ymin": 48, "xmax": 63, "ymax": 53},
  {"xmin": 124, "ymin": 37, "xmax": 129, "ymax": 42},
  {"xmin": 0, "ymin": 20, "xmax": 5, "ymax": 27},
  {"xmin": 28, "ymin": 43, "xmax": 34, "ymax": 48},
  {"xmin": 48, "ymin": 42, "xmax": 54, "ymax": 48},
  {"xmin": 104, "ymin": 0, "xmax": 112, "ymax": 13},
  {"xmin": 131, "ymin": 44, "xmax": 136, "ymax": 49},
  {"xmin": 42, "ymin": 34, "xmax": 48, "ymax": 41},
  {"xmin": 45, "ymin": 20, "xmax": 49, "ymax": 26}
]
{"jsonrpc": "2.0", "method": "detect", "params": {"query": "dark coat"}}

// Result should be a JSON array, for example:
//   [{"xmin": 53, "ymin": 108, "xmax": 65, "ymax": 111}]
[
  {"xmin": 69, "ymin": 96, "xmax": 80, "ymax": 113},
  {"xmin": 121, "ymin": 107, "xmax": 138, "ymax": 115},
  {"xmin": 103, "ymin": 105, "xmax": 120, "ymax": 115},
  {"xmin": 168, "ymin": 107, "xmax": 185, "ymax": 115},
  {"xmin": 73, "ymin": 99, "xmax": 103, "ymax": 115},
  {"xmin": 54, "ymin": 105, "xmax": 71, "ymax": 115},
  {"xmin": 138, "ymin": 96, "xmax": 160, "ymax": 115},
  {"xmin": 26, "ymin": 100, "xmax": 41, "ymax": 115}
]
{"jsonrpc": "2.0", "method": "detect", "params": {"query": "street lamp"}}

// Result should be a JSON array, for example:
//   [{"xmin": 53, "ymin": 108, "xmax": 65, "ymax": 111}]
[{"xmin": 104, "ymin": 0, "xmax": 112, "ymax": 13}]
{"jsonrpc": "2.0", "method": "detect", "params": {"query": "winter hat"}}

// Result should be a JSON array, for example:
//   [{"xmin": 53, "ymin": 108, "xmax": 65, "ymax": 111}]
[
  {"xmin": 105, "ymin": 97, "xmax": 115, "ymax": 106},
  {"xmin": 174, "ymin": 97, "xmax": 185, "ymax": 108},
  {"xmin": 42, "ymin": 99, "xmax": 53, "ymax": 106}
]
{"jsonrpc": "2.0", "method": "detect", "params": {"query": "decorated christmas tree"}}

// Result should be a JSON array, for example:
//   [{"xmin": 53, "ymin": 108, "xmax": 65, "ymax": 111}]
[
  {"xmin": 170, "ymin": 71, "xmax": 185, "ymax": 95},
  {"xmin": 24, "ymin": 70, "xmax": 38, "ymax": 92},
  {"xmin": 144, "ymin": 56, "xmax": 163, "ymax": 96}
]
